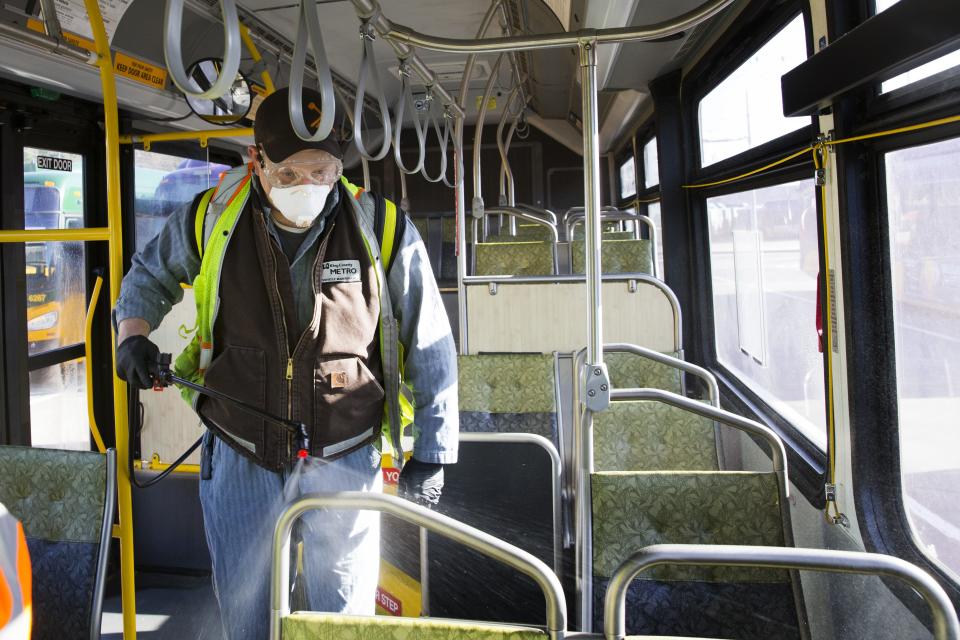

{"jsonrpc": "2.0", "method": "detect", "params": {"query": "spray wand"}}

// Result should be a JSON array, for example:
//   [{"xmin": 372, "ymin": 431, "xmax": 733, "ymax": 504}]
[{"xmin": 153, "ymin": 353, "xmax": 311, "ymax": 459}]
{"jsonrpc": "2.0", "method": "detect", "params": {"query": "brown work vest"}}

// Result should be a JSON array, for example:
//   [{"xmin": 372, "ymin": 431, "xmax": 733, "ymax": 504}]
[{"xmin": 198, "ymin": 188, "xmax": 385, "ymax": 470}]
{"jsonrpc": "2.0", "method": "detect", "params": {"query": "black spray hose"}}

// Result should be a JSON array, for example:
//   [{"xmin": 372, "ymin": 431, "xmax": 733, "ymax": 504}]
[
  {"xmin": 131, "ymin": 354, "xmax": 311, "ymax": 489},
  {"xmin": 153, "ymin": 353, "xmax": 311, "ymax": 458}
]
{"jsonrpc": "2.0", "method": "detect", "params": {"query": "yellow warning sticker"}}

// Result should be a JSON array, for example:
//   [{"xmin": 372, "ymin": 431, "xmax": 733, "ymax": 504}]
[
  {"xmin": 26, "ymin": 18, "xmax": 95, "ymax": 52},
  {"xmin": 475, "ymin": 95, "xmax": 497, "ymax": 111},
  {"xmin": 114, "ymin": 52, "xmax": 167, "ymax": 90}
]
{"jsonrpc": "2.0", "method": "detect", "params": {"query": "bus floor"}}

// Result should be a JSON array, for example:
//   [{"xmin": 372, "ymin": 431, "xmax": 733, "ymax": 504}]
[{"xmin": 100, "ymin": 572, "xmax": 223, "ymax": 639}]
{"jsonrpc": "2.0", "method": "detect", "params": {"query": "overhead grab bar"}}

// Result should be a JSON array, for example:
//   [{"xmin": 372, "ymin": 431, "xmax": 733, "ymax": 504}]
[
  {"xmin": 392, "ymin": 61, "xmax": 426, "ymax": 174},
  {"xmin": 605, "ymin": 545, "xmax": 960, "ymax": 640},
  {"xmin": 353, "ymin": 19, "xmax": 393, "ymax": 161},
  {"xmin": 288, "ymin": 0, "xmax": 336, "ymax": 142},
  {"xmin": 384, "ymin": 0, "xmax": 736, "ymax": 53},
  {"xmin": 420, "ymin": 92, "xmax": 449, "ymax": 184},
  {"xmin": 164, "ymin": 0, "xmax": 242, "ymax": 100}
]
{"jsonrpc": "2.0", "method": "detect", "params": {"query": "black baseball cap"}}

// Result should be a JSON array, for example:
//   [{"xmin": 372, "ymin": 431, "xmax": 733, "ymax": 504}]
[{"xmin": 253, "ymin": 87, "xmax": 343, "ymax": 162}]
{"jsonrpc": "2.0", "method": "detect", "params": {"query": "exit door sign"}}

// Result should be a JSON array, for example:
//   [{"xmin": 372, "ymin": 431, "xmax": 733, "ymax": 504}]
[{"xmin": 37, "ymin": 156, "xmax": 73, "ymax": 172}]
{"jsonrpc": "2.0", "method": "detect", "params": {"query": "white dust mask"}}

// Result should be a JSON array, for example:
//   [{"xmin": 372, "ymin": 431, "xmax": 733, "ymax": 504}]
[{"xmin": 268, "ymin": 184, "xmax": 332, "ymax": 228}]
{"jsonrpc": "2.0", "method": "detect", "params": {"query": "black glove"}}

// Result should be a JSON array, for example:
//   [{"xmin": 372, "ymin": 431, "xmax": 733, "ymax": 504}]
[
  {"xmin": 397, "ymin": 459, "xmax": 444, "ymax": 506},
  {"xmin": 116, "ymin": 335, "xmax": 161, "ymax": 390}
]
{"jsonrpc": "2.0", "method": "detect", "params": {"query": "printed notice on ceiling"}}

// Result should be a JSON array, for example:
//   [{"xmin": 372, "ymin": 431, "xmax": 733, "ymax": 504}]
[{"xmin": 52, "ymin": 0, "xmax": 133, "ymax": 43}]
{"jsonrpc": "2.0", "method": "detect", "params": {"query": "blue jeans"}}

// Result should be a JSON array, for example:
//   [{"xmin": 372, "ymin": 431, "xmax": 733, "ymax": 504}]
[{"xmin": 199, "ymin": 431, "xmax": 382, "ymax": 639}]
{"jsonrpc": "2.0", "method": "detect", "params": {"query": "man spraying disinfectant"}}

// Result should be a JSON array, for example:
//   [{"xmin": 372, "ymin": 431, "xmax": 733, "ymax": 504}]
[{"xmin": 113, "ymin": 87, "xmax": 458, "ymax": 639}]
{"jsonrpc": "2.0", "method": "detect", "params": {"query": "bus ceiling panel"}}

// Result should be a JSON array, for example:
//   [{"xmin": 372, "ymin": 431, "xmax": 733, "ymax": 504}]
[
  {"xmin": 598, "ymin": 0, "xmax": 717, "ymax": 92},
  {"xmin": 781, "ymin": 0, "xmax": 960, "ymax": 117}
]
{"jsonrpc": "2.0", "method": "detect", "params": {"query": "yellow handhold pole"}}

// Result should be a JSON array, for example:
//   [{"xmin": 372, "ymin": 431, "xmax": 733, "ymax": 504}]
[
  {"xmin": 85, "ymin": 276, "xmax": 107, "ymax": 454},
  {"xmin": 240, "ymin": 23, "xmax": 275, "ymax": 94},
  {"xmin": 81, "ymin": 0, "xmax": 137, "ymax": 637}
]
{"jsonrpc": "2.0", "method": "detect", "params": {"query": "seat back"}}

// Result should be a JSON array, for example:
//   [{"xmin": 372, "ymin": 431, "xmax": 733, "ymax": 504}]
[
  {"xmin": 604, "ymin": 351, "xmax": 683, "ymax": 393},
  {"xmin": 571, "ymin": 239, "xmax": 653, "ymax": 275},
  {"xmin": 493, "ymin": 223, "xmax": 555, "ymax": 242},
  {"xmin": 0, "ymin": 446, "xmax": 115, "ymax": 640},
  {"xmin": 593, "ymin": 401, "xmax": 718, "ymax": 472},
  {"xmin": 458, "ymin": 353, "xmax": 559, "ymax": 445},
  {"xmin": 475, "ymin": 241, "xmax": 555, "ymax": 276}
]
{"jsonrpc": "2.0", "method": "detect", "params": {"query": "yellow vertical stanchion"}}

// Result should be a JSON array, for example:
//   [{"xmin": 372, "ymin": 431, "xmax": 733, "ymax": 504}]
[{"xmin": 81, "ymin": 1, "xmax": 137, "ymax": 638}]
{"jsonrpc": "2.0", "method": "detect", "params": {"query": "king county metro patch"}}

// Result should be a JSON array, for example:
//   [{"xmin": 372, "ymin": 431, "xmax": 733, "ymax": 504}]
[{"xmin": 322, "ymin": 259, "xmax": 362, "ymax": 283}]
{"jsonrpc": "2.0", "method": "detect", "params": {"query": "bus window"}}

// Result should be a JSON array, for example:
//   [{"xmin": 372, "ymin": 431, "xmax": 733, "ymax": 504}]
[
  {"xmin": 618, "ymin": 155, "xmax": 636, "ymax": 201},
  {"xmin": 642, "ymin": 137, "xmax": 659, "ymax": 189},
  {"xmin": 885, "ymin": 136, "xmax": 960, "ymax": 582},
  {"xmin": 876, "ymin": 0, "xmax": 960, "ymax": 94},
  {"xmin": 135, "ymin": 150, "xmax": 230, "ymax": 252},
  {"xmin": 647, "ymin": 201, "xmax": 663, "ymax": 277},
  {"xmin": 22, "ymin": 148, "xmax": 89, "ymax": 450},
  {"xmin": 697, "ymin": 14, "xmax": 809, "ymax": 167},
  {"xmin": 707, "ymin": 178, "xmax": 825, "ymax": 447}
]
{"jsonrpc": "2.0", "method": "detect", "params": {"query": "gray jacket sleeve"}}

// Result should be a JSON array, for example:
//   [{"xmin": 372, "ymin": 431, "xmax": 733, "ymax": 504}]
[
  {"xmin": 114, "ymin": 202, "xmax": 202, "ymax": 331},
  {"xmin": 387, "ymin": 219, "xmax": 459, "ymax": 464}
]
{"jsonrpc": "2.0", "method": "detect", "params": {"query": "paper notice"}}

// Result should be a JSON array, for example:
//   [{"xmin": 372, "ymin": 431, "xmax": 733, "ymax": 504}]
[{"xmin": 52, "ymin": 0, "xmax": 133, "ymax": 44}]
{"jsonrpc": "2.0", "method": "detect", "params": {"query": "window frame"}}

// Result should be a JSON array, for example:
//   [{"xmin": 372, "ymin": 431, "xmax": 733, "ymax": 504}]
[
  {"xmin": 828, "ymin": 0, "xmax": 960, "ymax": 612},
  {"xmin": 866, "ymin": 0, "xmax": 960, "ymax": 117},
  {"xmin": 840, "ymin": 111, "xmax": 960, "ymax": 610},
  {"xmin": 682, "ymin": 0, "xmax": 828, "ymax": 503}
]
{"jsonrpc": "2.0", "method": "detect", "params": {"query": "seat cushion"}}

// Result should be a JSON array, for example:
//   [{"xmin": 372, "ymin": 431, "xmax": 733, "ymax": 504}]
[
  {"xmin": 571, "ymin": 239, "xmax": 653, "ymax": 275},
  {"xmin": 282, "ymin": 612, "xmax": 547, "ymax": 639},
  {"xmin": 591, "ymin": 471, "xmax": 787, "ymax": 582}
]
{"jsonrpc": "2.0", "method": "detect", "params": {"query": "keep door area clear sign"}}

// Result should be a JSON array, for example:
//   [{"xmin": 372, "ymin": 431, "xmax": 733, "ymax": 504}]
[{"xmin": 37, "ymin": 156, "xmax": 73, "ymax": 172}]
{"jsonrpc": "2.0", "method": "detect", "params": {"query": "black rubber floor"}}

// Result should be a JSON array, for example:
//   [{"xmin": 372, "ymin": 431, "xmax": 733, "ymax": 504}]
[{"xmin": 100, "ymin": 573, "xmax": 222, "ymax": 639}]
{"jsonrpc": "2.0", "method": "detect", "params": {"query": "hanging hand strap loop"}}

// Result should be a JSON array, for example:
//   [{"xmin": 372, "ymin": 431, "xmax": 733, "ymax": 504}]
[
  {"xmin": 288, "ymin": 0, "xmax": 336, "ymax": 142},
  {"xmin": 164, "ymin": 0, "xmax": 242, "ymax": 100},
  {"xmin": 420, "ymin": 92, "xmax": 449, "ymax": 184},
  {"xmin": 353, "ymin": 20, "xmax": 393, "ymax": 161},
  {"xmin": 393, "ymin": 62, "xmax": 426, "ymax": 175},
  {"xmin": 441, "ymin": 107, "xmax": 456, "ymax": 189}
]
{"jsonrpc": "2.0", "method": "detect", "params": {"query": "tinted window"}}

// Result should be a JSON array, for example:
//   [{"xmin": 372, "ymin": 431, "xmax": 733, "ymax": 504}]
[
  {"xmin": 885, "ymin": 136, "xmax": 960, "ymax": 581},
  {"xmin": 698, "ymin": 14, "xmax": 809, "ymax": 167},
  {"xmin": 707, "ymin": 178, "xmax": 825, "ymax": 445}
]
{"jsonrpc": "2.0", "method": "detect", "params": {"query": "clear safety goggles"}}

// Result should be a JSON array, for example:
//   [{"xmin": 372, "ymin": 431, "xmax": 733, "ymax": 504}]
[{"xmin": 261, "ymin": 157, "xmax": 343, "ymax": 188}]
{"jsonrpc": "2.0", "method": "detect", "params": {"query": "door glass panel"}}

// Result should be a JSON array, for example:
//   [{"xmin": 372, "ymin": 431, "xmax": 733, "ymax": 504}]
[
  {"xmin": 135, "ymin": 150, "xmax": 230, "ymax": 252},
  {"xmin": 707, "ymin": 178, "xmax": 825, "ymax": 446},
  {"xmin": 24, "ymin": 149, "xmax": 86, "ymax": 356},
  {"xmin": 886, "ymin": 136, "xmax": 960, "ymax": 581},
  {"xmin": 29, "ymin": 358, "xmax": 89, "ymax": 450}
]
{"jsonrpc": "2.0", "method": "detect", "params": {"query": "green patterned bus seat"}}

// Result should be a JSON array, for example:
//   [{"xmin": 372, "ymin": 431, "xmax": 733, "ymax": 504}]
[
  {"xmin": 411, "ymin": 217, "xmax": 430, "ymax": 241},
  {"xmin": 0, "ymin": 445, "xmax": 110, "ymax": 640},
  {"xmin": 571, "ymin": 222, "xmax": 622, "ymax": 239},
  {"xmin": 282, "ymin": 612, "xmax": 547, "ymax": 639},
  {"xmin": 604, "ymin": 351, "xmax": 683, "ymax": 393},
  {"xmin": 458, "ymin": 353, "xmax": 558, "ymax": 445},
  {"xmin": 475, "ymin": 241, "xmax": 554, "ymax": 276},
  {"xmin": 593, "ymin": 401, "xmax": 718, "ymax": 472},
  {"xmin": 441, "ymin": 216, "xmax": 472, "ymax": 243},
  {"xmin": 571, "ymin": 239, "xmax": 653, "ymax": 275},
  {"xmin": 492, "ymin": 223, "xmax": 554, "ymax": 242},
  {"xmin": 591, "ymin": 471, "xmax": 798, "ymax": 638}
]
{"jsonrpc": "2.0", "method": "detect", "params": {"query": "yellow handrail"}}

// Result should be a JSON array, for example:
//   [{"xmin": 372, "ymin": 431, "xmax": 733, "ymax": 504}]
[
  {"xmin": 0, "ymin": 228, "xmax": 110, "ymax": 243},
  {"xmin": 119, "ymin": 127, "xmax": 254, "ymax": 149},
  {"xmin": 82, "ymin": 0, "xmax": 137, "ymax": 637},
  {"xmin": 85, "ymin": 275, "xmax": 106, "ymax": 454},
  {"xmin": 240, "ymin": 23, "xmax": 276, "ymax": 94}
]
